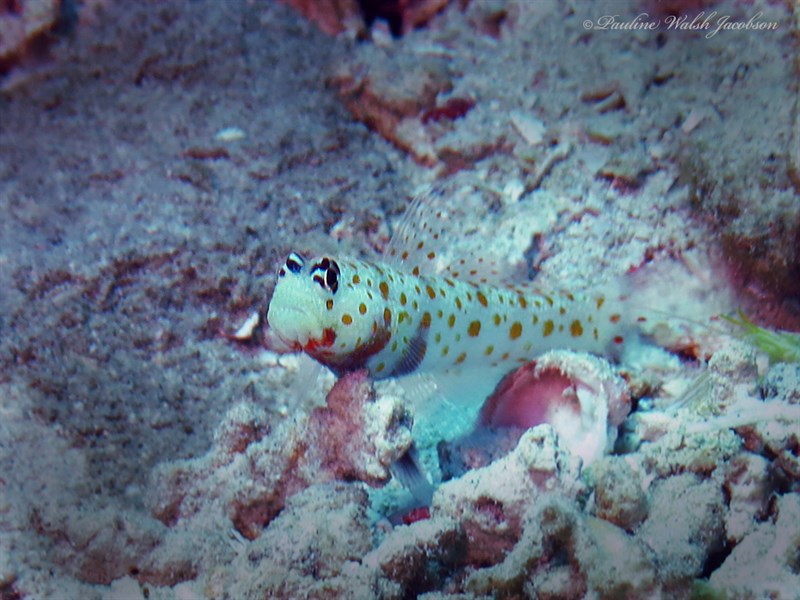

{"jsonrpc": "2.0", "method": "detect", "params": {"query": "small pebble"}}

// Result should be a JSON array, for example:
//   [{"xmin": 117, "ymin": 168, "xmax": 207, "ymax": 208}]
[{"xmin": 215, "ymin": 127, "xmax": 246, "ymax": 142}]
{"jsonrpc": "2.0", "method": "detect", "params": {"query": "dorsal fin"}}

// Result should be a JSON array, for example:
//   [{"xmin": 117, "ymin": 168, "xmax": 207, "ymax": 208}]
[
  {"xmin": 383, "ymin": 181, "xmax": 530, "ymax": 285},
  {"xmin": 384, "ymin": 189, "xmax": 447, "ymax": 275}
]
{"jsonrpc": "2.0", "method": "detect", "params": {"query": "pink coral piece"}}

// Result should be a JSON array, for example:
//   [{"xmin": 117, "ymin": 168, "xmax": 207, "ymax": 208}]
[
  {"xmin": 478, "ymin": 351, "xmax": 631, "ymax": 466},
  {"xmin": 480, "ymin": 363, "xmax": 578, "ymax": 429}
]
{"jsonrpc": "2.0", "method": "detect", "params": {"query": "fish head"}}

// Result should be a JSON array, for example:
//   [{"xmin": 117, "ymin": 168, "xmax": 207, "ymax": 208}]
[{"xmin": 267, "ymin": 252, "xmax": 377, "ymax": 356}]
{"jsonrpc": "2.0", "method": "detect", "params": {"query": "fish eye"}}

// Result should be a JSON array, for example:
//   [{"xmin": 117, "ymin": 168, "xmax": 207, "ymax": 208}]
[
  {"xmin": 311, "ymin": 257, "xmax": 340, "ymax": 294},
  {"xmin": 286, "ymin": 252, "xmax": 304, "ymax": 274},
  {"xmin": 325, "ymin": 265, "xmax": 339, "ymax": 292}
]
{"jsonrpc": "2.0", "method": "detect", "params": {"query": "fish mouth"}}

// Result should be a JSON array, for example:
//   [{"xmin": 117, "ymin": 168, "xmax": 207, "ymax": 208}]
[
  {"xmin": 270, "ymin": 305, "xmax": 309, "ymax": 321},
  {"xmin": 266, "ymin": 303, "xmax": 321, "ymax": 347}
]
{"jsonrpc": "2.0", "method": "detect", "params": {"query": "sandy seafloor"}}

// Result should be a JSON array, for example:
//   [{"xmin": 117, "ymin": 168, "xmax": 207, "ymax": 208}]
[{"xmin": 1, "ymin": 0, "xmax": 799, "ymax": 598}]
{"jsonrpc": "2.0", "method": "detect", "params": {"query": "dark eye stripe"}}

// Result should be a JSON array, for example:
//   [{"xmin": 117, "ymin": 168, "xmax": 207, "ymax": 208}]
[
  {"xmin": 325, "ymin": 268, "xmax": 338, "ymax": 294},
  {"xmin": 286, "ymin": 252, "xmax": 304, "ymax": 273},
  {"xmin": 310, "ymin": 257, "xmax": 340, "ymax": 294}
]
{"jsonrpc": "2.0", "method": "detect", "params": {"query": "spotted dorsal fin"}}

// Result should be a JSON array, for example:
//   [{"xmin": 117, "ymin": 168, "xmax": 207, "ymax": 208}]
[
  {"xmin": 383, "ymin": 181, "xmax": 530, "ymax": 285},
  {"xmin": 384, "ymin": 189, "xmax": 449, "ymax": 276}
]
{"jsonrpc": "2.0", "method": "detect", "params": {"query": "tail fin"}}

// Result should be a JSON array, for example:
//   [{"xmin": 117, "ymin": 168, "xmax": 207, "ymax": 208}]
[{"xmin": 615, "ymin": 253, "xmax": 737, "ymax": 360}]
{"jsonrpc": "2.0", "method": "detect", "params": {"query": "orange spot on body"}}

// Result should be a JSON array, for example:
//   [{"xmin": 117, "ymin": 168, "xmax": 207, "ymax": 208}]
[
  {"xmin": 359, "ymin": 303, "xmax": 367, "ymax": 315},
  {"xmin": 421, "ymin": 312, "xmax": 432, "ymax": 328},
  {"xmin": 455, "ymin": 352, "xmax": 467, "ymax": 365},
  {"xmin": 448, "ymin": 314, "xmax": 456, "ymax": 328},
  {"xmin": 326, "ymin": 299, "xmax": 334, "ymax": 310},
  {"xmin": 510, "ymin": 322, "xmax": 522, "ymax": 339},
  {"xmin": 477, "ymin": 291, "xmax": 488, "ymax": 307},
  {"xmin": 610, "ymin": 314, "xmax": 621, "ymax": 324},
  {"xmin": 379, "ymin": 281, "xmax": 389, "ymax": 299},
  {"xmin": 543, "ymin": 320, "xmax": 554, "ymax": 337},
  {"xmin": 468, "ymin": 320, "xmax": 481, "ymax": 337},
  {"xmin": 570, "ymin": 320, "xmax": 583, "ymax": 337},
  {"xmin": 426, "ymin": 285, "xmax": 436, "ymax": 299},
  {"xmin": 342, "ymin": 314, "xmax": 353, "ymax": 325}
]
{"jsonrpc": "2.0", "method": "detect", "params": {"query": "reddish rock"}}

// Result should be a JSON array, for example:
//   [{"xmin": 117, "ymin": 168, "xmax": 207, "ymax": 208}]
[
  {"xmin": 0, "ymin": 0, "xmax": 60, "ymax": 72},
  {"xmin": 329, "ymin": 51, "xmax": 453, "ymax": 165},
  {"xmin": 278, "ymin": 0, "xmax": 362, "ymax": 36},
  {"xmin": 148, "ymin": 370, "xmax": 413, "ymax": 540}
]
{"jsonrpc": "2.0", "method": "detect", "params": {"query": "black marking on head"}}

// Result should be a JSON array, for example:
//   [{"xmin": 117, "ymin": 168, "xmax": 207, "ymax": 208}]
[
  {"xmin": 311, "ymin": 257, "xmax": 340, "ymax": 294},
  {"xmin": 286, "ymin": 252, "xmax": 304, "ymax": 273}
]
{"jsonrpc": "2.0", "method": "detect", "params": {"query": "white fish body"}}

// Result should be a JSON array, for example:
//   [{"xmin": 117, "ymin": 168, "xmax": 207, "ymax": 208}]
[{"xmin": 267, "ymin": 252, "xmax": 631, "ymax": 380}]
